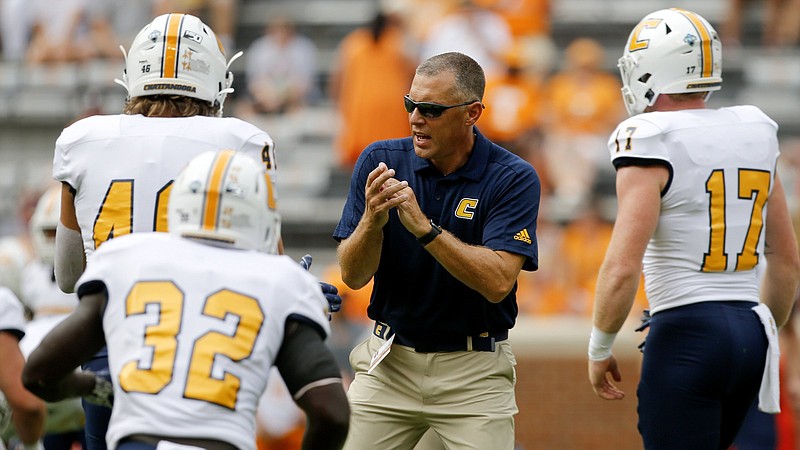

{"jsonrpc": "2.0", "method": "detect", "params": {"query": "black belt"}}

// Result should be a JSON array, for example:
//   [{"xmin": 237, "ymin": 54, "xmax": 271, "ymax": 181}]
[
  {"xmin": 373, "ymin": 321, "xmax": 507, "ymax": 353},
  {"xmin": 121, "ymin": 434, "xmax": 237, "ymax": 450}
]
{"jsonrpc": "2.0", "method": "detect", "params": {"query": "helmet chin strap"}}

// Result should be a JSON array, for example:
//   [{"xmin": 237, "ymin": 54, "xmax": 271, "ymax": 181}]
[
  {"xmin": 113, "ymin": 45, "xmax": 131, "ymax": 99},
  {"xmin": 214, "ymin": 50, "xmax": 244, "ymax": 117}
]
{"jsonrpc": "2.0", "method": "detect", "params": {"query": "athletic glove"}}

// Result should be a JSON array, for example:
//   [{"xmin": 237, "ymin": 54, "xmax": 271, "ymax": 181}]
[
  {"xmin": 0, "ymin": 391, "xmax": 10, "ymax": 433},
  {"xmin": 83, "ymin": 369, "xmax": 114, "ymax": 409},
  {"xmin": 321, "ymin": 281, "xmax": 342, "ymax": 313},
  {"xmin": 298, "ymin": 254, "xmax": 342, "ymax": 315}
]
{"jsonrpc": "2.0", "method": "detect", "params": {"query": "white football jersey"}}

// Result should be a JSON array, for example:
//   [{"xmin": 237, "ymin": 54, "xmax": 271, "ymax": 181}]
[
  {"xmin": 52, "ymin": 114, "xmax": 278, "ymax": 258},
  {"xmin": 20, "ymin": 260, "xmax": 79, "ymax": 315},
  {"xmin": 0, "ymin": 236, "xmax": 34, "ymax": 302},
  {"xmin": 75, "ymin": 233, "xmax": 330, "ymax": 450},
  {"xmin": 0, "ymin": 287, "xmax": 25, "ymax": 336},
  {"xmin": 608, "ymin": 105, "xmax": 780, "ymax": 314}
]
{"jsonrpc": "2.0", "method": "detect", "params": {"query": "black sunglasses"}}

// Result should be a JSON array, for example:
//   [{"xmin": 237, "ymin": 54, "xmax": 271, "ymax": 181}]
[{"xmin": 403, "ymin": 95, "xmax": 479, "ymax": 119}]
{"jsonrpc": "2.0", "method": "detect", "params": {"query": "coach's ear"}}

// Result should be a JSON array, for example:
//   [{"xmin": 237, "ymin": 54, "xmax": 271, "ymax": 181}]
[{"xmin": 466, "ymin": 102, "xmax": 485, "ymax": 126}]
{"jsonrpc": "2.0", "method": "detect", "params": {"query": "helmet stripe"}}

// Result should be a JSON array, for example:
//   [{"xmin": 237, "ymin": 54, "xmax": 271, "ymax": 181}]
[
  {"xmin": 202, "ymin": 150, "xmax": 235, "ymax": 231},
  {"xmin": 162, "ymin": 13, "xmax": 184, "ymax": 78},
  {"xmin": 673, "ymin": 8, "xmax": 713, "ymax": 78}
]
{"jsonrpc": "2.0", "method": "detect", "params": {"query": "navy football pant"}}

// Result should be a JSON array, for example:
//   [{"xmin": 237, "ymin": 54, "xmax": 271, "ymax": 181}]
[
  {"xmin": 44, "ymin": 431, "xmax": 86, "ymax": 450},
  {"xmin": 637, "ymin": 301, "xmax": 768, "ymax": 450},
  {"xmin": 82, "ymin": 355, "xmax": 112, "ymax": 450}
]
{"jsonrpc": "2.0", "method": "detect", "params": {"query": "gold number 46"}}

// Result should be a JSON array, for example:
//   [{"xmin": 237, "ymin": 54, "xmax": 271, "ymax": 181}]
[{"xmin": 93, "ymin": 180, "xmax": 173, "ymax": 249}]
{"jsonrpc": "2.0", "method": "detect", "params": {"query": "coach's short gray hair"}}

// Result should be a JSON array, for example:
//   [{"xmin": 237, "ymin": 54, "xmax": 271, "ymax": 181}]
[{"xmin": 416, "ymin": 52, "xmax": 485, "ymax": 102}]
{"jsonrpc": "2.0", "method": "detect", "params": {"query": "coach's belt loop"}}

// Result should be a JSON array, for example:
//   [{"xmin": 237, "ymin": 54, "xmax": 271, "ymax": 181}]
[
  {"xmin": 373, "ymin": 321, "xmax": 394, "ymax": 340},
  {"xmin": 467, "ymin": 336, "xmax": 473, "ymax": 352}
]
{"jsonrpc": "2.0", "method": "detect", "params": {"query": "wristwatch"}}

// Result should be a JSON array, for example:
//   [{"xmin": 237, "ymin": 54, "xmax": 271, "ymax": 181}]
[{"xmin": 417, "ymin": 219, "xmax": 442, "ymax": 246}]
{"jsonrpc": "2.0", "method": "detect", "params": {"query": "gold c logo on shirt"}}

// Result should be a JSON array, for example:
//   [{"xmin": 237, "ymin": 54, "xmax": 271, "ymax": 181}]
[{"xmin": 455, "ymin": 198, "xmax": 479, "ymax": 219}]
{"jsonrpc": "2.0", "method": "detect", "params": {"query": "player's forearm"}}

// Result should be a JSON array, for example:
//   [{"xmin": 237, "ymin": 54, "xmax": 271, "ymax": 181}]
[
  {"xmin": 592, "ymin": 260, "xmax": 641, "ymax": 334},
  {"xmin": 11, "ymin": 401, "xmax": 45, "ymax": 445},
  {"xmin": 761, "ymin": 264, "xmax": 800, "ymax": 327},
  {"xmin": 0, "ymin": 343, "xmax": 46, "ymax": 443},
  {"xmin": 54, "ymin": 222, "xmax": 85, "ymax": 293},
  {"xmin": 301, "ymin": 415, "xmax": 349, "ymax": 450},
  {"xmin": 297, "ymin": 386, "xmax": 350, "ymax": 450},
  {"xmin": 24, "ymin": 370, "xmax": 96, "ymax": 404}
]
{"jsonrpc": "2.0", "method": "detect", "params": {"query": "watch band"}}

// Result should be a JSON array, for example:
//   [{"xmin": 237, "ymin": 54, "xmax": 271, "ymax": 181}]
[{"xmin": 417, "ymin": 219, "xmax": 442, "ymax": 246}]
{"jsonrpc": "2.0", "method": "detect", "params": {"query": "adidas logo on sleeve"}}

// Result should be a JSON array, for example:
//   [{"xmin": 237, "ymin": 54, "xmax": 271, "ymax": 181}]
[{"xmin": 513, "ymin": 229, "xmax": 532, "ymax": 244}]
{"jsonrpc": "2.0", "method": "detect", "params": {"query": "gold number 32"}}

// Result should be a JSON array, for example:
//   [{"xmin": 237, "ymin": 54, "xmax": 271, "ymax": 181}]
[
  {"xmin": 702, "ymin": 169, "xmax": 771, "ymax": 272},
  {"xmin": 119, "ymin": 280, "xmax": 264, "ymax": 410}
]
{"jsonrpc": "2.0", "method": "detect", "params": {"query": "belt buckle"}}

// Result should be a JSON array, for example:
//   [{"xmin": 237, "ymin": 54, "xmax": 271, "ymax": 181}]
[{"xmin": 469, "ymin": 333, "xmax": 496, "ymax": 352}]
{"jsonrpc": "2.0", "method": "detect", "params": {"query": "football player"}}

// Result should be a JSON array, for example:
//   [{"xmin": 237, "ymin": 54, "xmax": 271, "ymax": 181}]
[
  {"xmin": 588, "ymin": 8, "xmax": 800, "ymax": 450},
  {"xmin": 47, "ymin": 13, "xmax": 342, "ymax": 450},
  {"xmin": 0, "ymin": 286, "xmax": 45, "ymax": 450},
  {"xmin": 23, "ymin": 150, "xmax": 350, "ymax": 450},
  {"xmin": 18, "ymin": 185, "xmax": 85, "ymax": 450}
]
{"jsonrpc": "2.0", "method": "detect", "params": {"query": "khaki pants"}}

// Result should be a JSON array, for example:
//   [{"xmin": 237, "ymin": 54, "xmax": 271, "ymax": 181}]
[{"xmin": 343, "ymin": 335, "xmax": 518, "ymax": 450}]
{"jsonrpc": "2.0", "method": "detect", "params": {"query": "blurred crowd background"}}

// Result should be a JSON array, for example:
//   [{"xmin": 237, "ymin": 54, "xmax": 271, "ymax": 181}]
[
  {"xmin": 1, "ymin": 0, "xmax": 800, "ymax": 448},
  {"xmin": 1, "ymin": 0, "xmax": 799, "ymax": 394}
]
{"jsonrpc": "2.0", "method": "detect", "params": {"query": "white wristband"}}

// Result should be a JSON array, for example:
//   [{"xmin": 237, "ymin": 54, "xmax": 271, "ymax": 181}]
[{"xmin": 588, "ymin": 326, "xmax": 617, "ymax": 361}]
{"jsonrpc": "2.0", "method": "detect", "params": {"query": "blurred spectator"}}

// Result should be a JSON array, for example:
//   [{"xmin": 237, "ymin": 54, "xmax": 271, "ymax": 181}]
[
  {"xmin": 25, "ymin": 0, "xmax": 97, "ymax": 63},
  {"xmin": 479, "ymin": 42, "xmax": 544, "ymax": 163},
  {"xmin": 255, "ymin": 368, "xmax": 305, "ymax": 450},
  {"xmin": 516, "ymin": 212, "xmax": 648, "ymax": 317},
  {"xmin": 722, "ymin": 0, "xmax": 800, "ymax": 47},
  {"xmin": 475, "ymin": 0, "xmax": 557, "ymax": 75},
  {"xmin": 242, "ymin": 17, "xmax": 318, "ymax": 115},
  {"xmin": 515, "ymin": 219, "xmax": 570, "ymax": 316},
  {"xmin": 0, "ymin": 0, "xmax": 33, "ymax": 60},
  {"xmin": 418, "ymin": 0, "xmax": 513, "ymax": 78},
  {"xmin": 0, "ymin": 188, "xmax": 40, "ymax": 303},
  {"xmin": 85, "ymin": 0, "xmax": 156, "ymax": 60},
  {"xmin": 557, "ymin": 203, "xmax": 615, "ymax": 315},
  {"xmin": 387, "ymin": 0, "xmax": 455, "ymax": 51},
  {"xmin": 154, "ymin": 0, "xmax": 238, "ymax": 52},
  {"xmin": 16, "ymin": 185, "xmax": 86, "ymax": 450},
  {"xmin": 540, "ymin": 38, "xmax": 623, "ymax": 221},
  {"xmin": 328, "ymin": 8, "xmax": 416, "ymax": 171}
]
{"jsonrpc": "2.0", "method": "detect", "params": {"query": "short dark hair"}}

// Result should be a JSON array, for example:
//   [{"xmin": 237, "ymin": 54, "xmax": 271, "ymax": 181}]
[{"xmin": 416, "ymin": 52, "xmax": 485, "ymax": 102}]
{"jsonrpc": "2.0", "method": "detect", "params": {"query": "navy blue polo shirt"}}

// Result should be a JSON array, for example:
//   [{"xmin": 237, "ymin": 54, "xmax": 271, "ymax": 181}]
[{"xmin": 333, "ymin": 128, "xmax": 540, "ymax": 343}]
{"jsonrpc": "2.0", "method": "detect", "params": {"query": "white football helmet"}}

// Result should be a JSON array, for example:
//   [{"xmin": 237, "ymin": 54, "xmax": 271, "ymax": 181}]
[
  {"xmin": 115, "ymin": 13, "xmax": 243, "ymax": 115},
  {"xmin": 29, "ymin": 185, "xmax": 61, "ymax": 266},
  {"xmin": 619, "ymin": 8, "xmax": 722, "ymax": 116},
  {"xmin": 168, "ymin": 150, "xmax": 281, "ymax": 253}
]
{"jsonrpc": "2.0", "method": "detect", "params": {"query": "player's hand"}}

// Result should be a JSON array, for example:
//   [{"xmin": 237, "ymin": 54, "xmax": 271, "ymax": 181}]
[
  {"xmin": 588, "ymin": 356, "xmax": 625, "ymax": 400},
  {"xmin": 298, "ymin": 254, "xmax": 343, "ymax": 316},
  {"xmin": 321, "ymin": 282, "xmax": 341, "ymax": 313},
  {"xmin": 299, "ymin": 254, "xmax": 313, "ymax": 271},
  {"xmin": 84, "ymin": 369, "xmax": 114, "ymax": 408}
]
